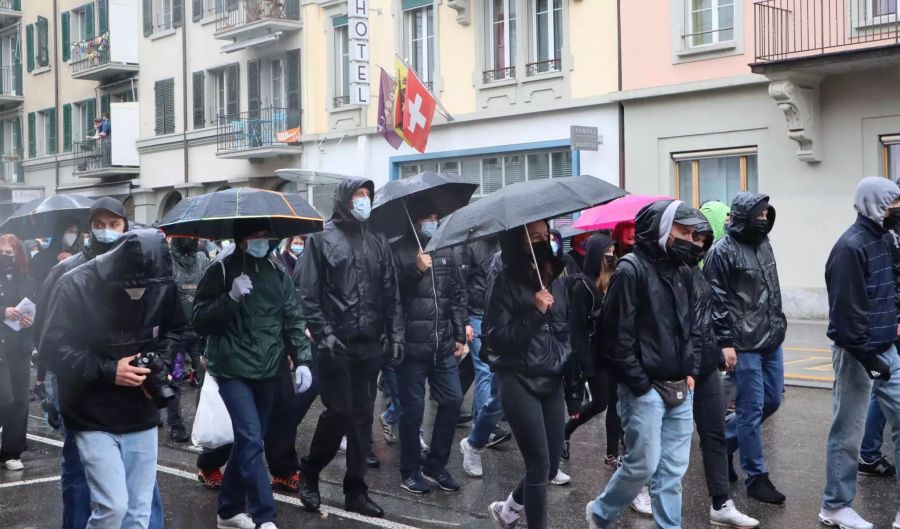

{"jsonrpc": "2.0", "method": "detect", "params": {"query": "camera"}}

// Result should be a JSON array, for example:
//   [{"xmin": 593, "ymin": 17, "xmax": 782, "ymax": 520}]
[{"xmin": 129, "ymin": 352, "xmax": 176, "ymax": 409}]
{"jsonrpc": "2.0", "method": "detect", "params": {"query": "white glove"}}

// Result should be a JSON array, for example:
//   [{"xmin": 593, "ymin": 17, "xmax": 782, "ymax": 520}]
[
  {"xmin": 294, "ymin": 365, "xmax": 313, "ymax": 394},
  {"xmin": 229, "ymin": 274, "xmax": 253, "ymax": 301}
]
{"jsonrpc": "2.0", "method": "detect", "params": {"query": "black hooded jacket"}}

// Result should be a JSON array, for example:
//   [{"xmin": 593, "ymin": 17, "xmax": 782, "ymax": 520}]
[
  {"xmin": 569, "ymin": 234, "xmax": 614, "ymax": 379},
  {"xmin": 461, "ymin": 238, "xmax": 499, "ymax": 316},
  {"xmin": 690, "ymin": 225, "xmax": 723, "ymax": 377},
  {"xmin": 601, "ymin": 200, "xmax": 698, "ymax": 397},
  {"xmin": 392, "ymin": 230, "xmax": 467, "ymax": 363},
  {"xmin": 703, "ymin": 192, "xmax": 786, "ymax": 353},
  {"xmin": 298, "ymin": 178, "xmax": 404, "ymax": 351},
  {"xmin": 40, "ymin": 230, "xmax": 187, "ymax": 433},
  {"xmin": 170, "ymin": 239, "xmax": 210, "ymax": 323},
  {"xmin": 31, "ymin": 218, "xmax": 84, "ymax": 286}
]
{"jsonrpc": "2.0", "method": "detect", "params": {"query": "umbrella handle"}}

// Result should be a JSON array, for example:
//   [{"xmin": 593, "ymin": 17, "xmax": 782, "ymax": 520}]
[
  {"xmin": 524, "ymin": 227, "xmax": 546, "ymax": 291},
  {"xmin": 403, "ymin": 200, "xmax": 424, "ymax": 254}
]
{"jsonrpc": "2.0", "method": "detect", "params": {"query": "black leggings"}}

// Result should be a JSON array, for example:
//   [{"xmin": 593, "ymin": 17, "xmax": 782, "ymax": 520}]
[
  {"xmin": 500, "ymin": 373, "xmax": 565, "ymax": 529},
  {"xmin": 564, "ymin": 372, "xmax": 622, "ymax": 457}
]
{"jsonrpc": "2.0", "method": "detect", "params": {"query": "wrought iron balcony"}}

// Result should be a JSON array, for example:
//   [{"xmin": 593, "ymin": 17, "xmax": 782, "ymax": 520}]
[
  {"xmin": 526, "ymin": 58, "xmax": 561, "ymax": 76},
  {"xmin": 216, "ymin": 106, "xmax": 303, "ymax": 159},
  {"xmin": 0, "ymin": 0, "xmax": 22, "ymax": 26},
  {"xmin": 483, "ymin": 66, "xmax": 516, "ymax": 84},
  {"xmin": 0, "ymin": 66, "xmax": 22, "ymax": 107},
  {"xmin": 214, "ymin": 0, "xmax": 302, "ymax": 43},
  {"xmin": 73, "ymin": 136, "xmax": 140, "ymax": 178},
  {"xmin": 71, "ymin": 33, "xmax": 139, "ymax": 81}
]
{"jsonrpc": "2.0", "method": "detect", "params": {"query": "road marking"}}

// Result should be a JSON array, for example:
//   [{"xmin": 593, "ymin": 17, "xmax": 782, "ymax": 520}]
[
  {"xmin": 0, "ymin": 475, "xmax": 62, "ymax": 488},
  {"xmin": 26, "ymin": 433, "xmax": 458, "ymax": 529},
  {"xmin": 807, "ymin": 364, "xmax": 836, "ymax": 372},
  {"xmin": 783, "ymin": 355, "xmax": 830, "ymax": 365},
  {"xmin": 784, "ymin": 346, "xmax": 831, "ymax": 353},
  {"xmin": 785, "ymin": 374, "xmax": 834, "ymax": 382}
]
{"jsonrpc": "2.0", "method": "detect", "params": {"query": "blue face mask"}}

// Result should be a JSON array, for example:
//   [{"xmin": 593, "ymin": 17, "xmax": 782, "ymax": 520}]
[
  {"xmin": 290, "ymin": 244, "xmax": 304, "ymax": 255},
  {"xmin": 92, "ymin": 228, "xmax": 122, "ymax": 244},
  {"xmin": 550, "ymin": 239, "xmax": 560, "ymax": 255},
  {"xmin": 420, "ymin": 221, "xmax": 438, "ymax": 239},
  {"xmin": 350, "ymin": 197, "xmax": 371, "ymax": 222},
  {"xmin": 246, "ymin": 239, "xmax": 270, "ymax": 258}
]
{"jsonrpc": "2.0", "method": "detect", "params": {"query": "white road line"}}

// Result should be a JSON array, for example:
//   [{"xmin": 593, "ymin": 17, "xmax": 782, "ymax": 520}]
[
  {"xmin": 27, "ymin": 433, "xmax": 458, "ymax": 529},
  {"xmin": 0, "ymin": 475, "xmax": 62, "ymax": 488}
]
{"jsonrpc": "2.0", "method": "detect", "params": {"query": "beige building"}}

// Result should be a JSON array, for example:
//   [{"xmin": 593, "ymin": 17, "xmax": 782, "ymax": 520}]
[{"xmin": 0, "ymin": 0, "xmax": 33, "ymax": 220}]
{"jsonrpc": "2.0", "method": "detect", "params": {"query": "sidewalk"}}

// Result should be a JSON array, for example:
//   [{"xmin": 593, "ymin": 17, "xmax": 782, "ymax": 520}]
[{"xmin": 783, "ymin": 319, "xmax": 832, "ymax": 388}]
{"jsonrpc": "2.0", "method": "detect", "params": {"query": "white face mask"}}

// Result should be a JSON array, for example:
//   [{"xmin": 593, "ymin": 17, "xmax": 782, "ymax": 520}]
[
  {"xmin": 420, "ymin": 221, "xmax": 438, "ymax": 239},
  {"xmin": 63, "ymin": 233, "xmax": 78, "ymax": 248},
  {"xmin": 350, "ymin": 196, "xmax": 371, "ymax": 222},
  {"xmin": 92, "ymin": 228, "xmax": 121, "ymax": 244},
  {"xmin": 246, "ymin": 238, "xmax": 270, "ymax": 258}
]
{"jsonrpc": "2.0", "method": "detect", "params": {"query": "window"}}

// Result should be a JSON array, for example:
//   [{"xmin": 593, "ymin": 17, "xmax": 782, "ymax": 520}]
[
  {"xmin": 404, "ymin": 5, "xmax": 435, "ymax": 86},
  {"xmin": 215, "ymin": 69, "xmax": 226, "ymax": 120},
  {"xmin": 0, "ymin": 31, "xmax": 19, "ymax": 95},
  {"xmin": 71, "ymin": 7, "xmax": 89, "ymax": 43},
  {"xmin": 205, "ymin": 0, "xmax": 225, "ymax": 17},
  {"xmin": 874, "ymin": 0, "xmax": 898, "ymax": 17},
  {"xmin": 333, "ymin": 23, "xmax": 350, "ymax": 107},
  {"xmin": 73, "ymin": 100, "xmax": 92, "ymax": 142},
  {"xmin": 37, "ymin": 109, "xmax": 57, "ymax": 156},
  {"xmin": 154, "ymin": 0, "xmax": 173, "ymax": 32},
  {"xmin": 271, "ymin": 58, "xmax": 285, "ymax": 110},
  {"xmin": 154, "ymin": 78, "xmax": 175, "ymax": 135},
  {"xmin": 484, "ymin": 0, "xmax": 516, "ymax": 83},
  {"xmin": 882, "ymin": 135, "xmax": 900, "ymax": 181},
  {"xmin": 25, "ymin": 17, "xmax": 50, "ymax": 72},
  {"xmin": 674, "ymin": 149, "xmax": 758, "ymax": 208},
  {"xmin": 206, "ymin": 66, "xmax": 237, "ymax": 125},
  {"xmin": 686, "ymin": 0, "xmax": 734, "ymax": 47},
  {"xmin": 528, "ymin": 0, "xmax": 562, "ymax": 75}
]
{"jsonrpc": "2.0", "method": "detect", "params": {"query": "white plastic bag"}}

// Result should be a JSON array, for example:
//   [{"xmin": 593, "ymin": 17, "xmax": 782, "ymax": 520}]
[{"xmin": 191, "ymin": 375, "xmax": 234, "ymax": 449}]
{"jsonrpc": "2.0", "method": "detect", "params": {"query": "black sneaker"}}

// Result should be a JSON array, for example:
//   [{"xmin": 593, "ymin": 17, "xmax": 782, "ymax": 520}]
[
  {"xmin": 456, "ymin": 414, "xmax": 473, "ymax": 427},
  {"xmin": 367, "ymin": 448, "xmax": 381, "ymax": 469},
  {"xmin": 858, "ymin": 456, "xmax": 896, "ymax": 477},
  {"xmin": 400, "ymin": 473, "xmax": 431, "ymax": 494},
  {"xmin": 486, "ymin": 427, "xmax": 512, "ymax": 449},
  {"xmin": 746, "ymin": 475, "xmax": 785, "ymax": 505},
  {"xmin": 561, "ymin": 439, "xmax": 571, "ymax": 462},
  {"xmin": 170, "ymin": 425, "xmax": 190, "ymax": 443},
  {"xmin": 422, "ymin": 466, "xmax": 461, "ymax": 492},
  {"xmin": 298, "ymin": 472, "xmax": 321, "ymax": 511}
]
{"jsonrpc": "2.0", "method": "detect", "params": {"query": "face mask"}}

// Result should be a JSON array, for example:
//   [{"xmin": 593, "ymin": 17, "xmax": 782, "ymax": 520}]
[
  {"xmin": 63, "ymin": 233, "xmax": 78, "ymax": 248},
  {"xmin": 667, "ymin": 238, "xmax": 696, "ymax": 266},
  {"xmin": 222, "ymin": 240, "xmax": 235, "ymax": 250},
  {"xmin": 92, "ymin": 228, "xmax": 122, "ymax": 245},
  {"xmin": 750, "ymin": 218, "xmax": 770, "ymax": 235},
  {"xmin": 420, "ymin": 221, "xmax": 438, "ymax": 239},
  {"xmin": 0, "ymin": 254, "xmax": 13, "ymax": 272},
  {"xmin": 679, "ymin": 244, "xmax": 709, "ymax": 268},
  {"xmin": 530, "ymin": 240, "xmax": 554, "ymax": 265},
  {"xmin": 350, "ymin": 196, "xmax": 371, "ymax": 222},
  {"xmin": 550, "ymin": 240, "xmax": 560, "ymax": 255},
  {"xmin": 246, "ymin": 238, "xmax": 270, "ymax": 258},
  {"xmin": 604, "ymin": 254, "xmax": 616, "ymax": 267},
  {"xmin": 291, "ymin": 244, "xmax": 304, "ymax": 255},
  {"xmin": 884, "ymin": 207, "xmax": 900, "ymax": 232},
  {"xmin": 41, "ymin": 238, "xmax": 51, "ymax": 249}
]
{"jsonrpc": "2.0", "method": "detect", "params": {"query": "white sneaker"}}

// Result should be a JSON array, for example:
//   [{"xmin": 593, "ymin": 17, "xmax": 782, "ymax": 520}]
[
  {"xmin": 257, "ymin": 524, "xmax": 278, "ymax": 529},
  {"xmin": 379, "ymin": 411, "xmax": 396, "ymax": 444},
  {"xmin": 818, "ymin": 507, "xmax": 873, "ymax": 529},
  {"xmin": 710, "ymin": 500, "xmax": 759, "ymax": 528},
  {"xmin": 549, "ymin": 469, "xmax": 571, "ymax": 486},
  {"xmin": 585, "ymin": 501, "xmax": 602, "ymax": 529},
  {"xmin": 216, "ymin": 513, "xmax": 256, "ymax": 529},
  {"xmin": 488, "ymin": 501, "xmax": 518, "ymax": 529},
  {"xmin": 460, "ymin": 438, "xmax": 483, "ymax": 477},
  {"xmin": 338, "ymin": 436, "xmax": 347, "ymax": 453},
  {"xmin": 893, "ymin": 511, "xmax": 900, "ymax": 529},
  {"xmin": 630, "ymin": 486, "xmax": 652, "ymax": 517},
  {"xmin": 4, "ymin": 459, "xmax": 23, "ymax": 471}
]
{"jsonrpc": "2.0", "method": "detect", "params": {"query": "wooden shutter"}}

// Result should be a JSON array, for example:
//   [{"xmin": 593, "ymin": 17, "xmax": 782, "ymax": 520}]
[
  {"xmin": 25, "ymin": 24, "xmax": 33, "ymax": 72},
  {"xmin": 101, "ymin": 94, "xmax": 110, "ymax": 117},
  {"xmin": 285, "ymin": 0, "xmax": 300, "ymax": 20},
  {"xmin": 192, "ymin": 0, "xmax": 202, "ymax": 21},
  {"xmin": 99, "ymin": 0, "xmax": 109, "ymax": 33},
  {"xmin": 286, "ymin": 49, "xmax": 300, "ymax": 129},
  {"xmin": 247, "ymin": 60, "xmax": 259, "ymax": 119},
  {"xmin": 154, "ymin": 80, "xmax": 164, "ymax": 134},
  {"xmin": 63, "ymin": 104, "xmax": 72, "ymax": 152},
  {"xmin": 13, "ymin": 117, "xmax": 22, "ymax": 156},
  {"xmin": 226, "ymin": 63, "xmax": 239, "ymax": 120},
  {"xmin": 86, "ymin": 98, "xmax": 97, "ymax": 124},
  {"xmin": 192, "ymin": 71, "xmax": 205, "ymax": 129},
  {"xmin": 13, "ymin": 35, "xmax": 21, "ymax": 94},
  {"xmin": 85, "ymin": 3, "xmax": 95, "ymax": 39},
  {"xmin": 61, "ymin": 11, "xmax": 70, "ymax": 62},
  {"xmin": 12, "ymin": 0, "xmax": 20, "ymax": 11},
  {"xmin": 143, "ymin": 0, "xmax": 153, "ymax": 36},
  {"xmin": 27, "ymin": 113, "xmax": 36, "ymax": 158},
  {"xmin": 165, "ymin": 79, "xmax": 175, "ymax": 134},
  {"xmin": 37, "ymin": 17, "xmax": 49, "ymax": 67},
  {"xmin": 47, "ymin": 108, "xmax": 57, "ymax": 154},
  {"xmin": 173, "ymin": 0, "xmax": 183, "ymax": 28}
]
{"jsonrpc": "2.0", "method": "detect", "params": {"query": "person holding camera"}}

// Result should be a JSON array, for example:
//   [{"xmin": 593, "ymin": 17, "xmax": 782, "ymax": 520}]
[{"xmin": 40, "ymin": 229, "xmax": 186, "ymax": 529}]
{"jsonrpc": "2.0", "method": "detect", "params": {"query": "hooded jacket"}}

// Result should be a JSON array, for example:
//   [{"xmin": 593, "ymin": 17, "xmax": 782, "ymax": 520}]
[
  {"xmin": 700, "ymin": 201, "xmax": 730, "ymax": 242},
  {"xmin": 31, "ymin": 217, "xmax": 85, "ymax": 285},
  {"xmin": 392, "ymin": 229, "xmax": 467, "ymax": 363},
  {"xmin": 703, "ymin": 193, "xmax": 786, "ymax": 353},
  {"xmin": 0, "ymin": 264, "xmax": 36, "ymax": 361},
  {"xmin": 600, "ymin": 200, "xmax": 698, "ymax": 396},
  {"xmin": 689, "ymin": 221, "xmax": 723, "ymax": 377},
  {"xmin": 826, "ymin": 177, "xmax": 900, "ymax": 362},
  {"xmin": 569, "ymin": 234, "xmax": 615, "ymax": 379},
  {"xmin": 461, "ymin": 238, "xmax": 499, "ymax": 316},
  {"xmin": 40, "ymin": 230, "xmax": 187, "ymax": 433},
  {"xmin": 170, "ymin": 238, "xmax": 210, "ymax": 323},
  {"xmin": 298, "ymin": 178, "xmax": 404, "ymax": 351}
]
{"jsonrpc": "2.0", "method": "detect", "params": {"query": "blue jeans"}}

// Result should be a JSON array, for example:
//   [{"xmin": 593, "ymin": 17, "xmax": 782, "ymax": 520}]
[
  {"xmin": 217, "ymin": 377, "xmax": 278, "ymax": 524},
  {"xmin": 75, "ymin": 428, "xmax": 159, "ymax": 529},
  {"xmin": 824, "ymin": 346, "xmax": 900, "ymax": 510},
  {"xmin": 467, "ymin": 366, "xmax": 503, "ymax": 449},
  {"xmin": 381, "ymin": 365, "xmax": 401, "ymax": 425},
  {"xmin": 725, "ymin": 346, "xmax": 784, "ymax": 482},
  {"xmin": 468, "ymin": 316, "xmax": 491, "ymax": 419},
  {"xmin": 860, "ymin": 392, "xmax": 887, "ymax": 463},
  {"xmin": 590, "ymin": 386, "xmax": 694, "ymax": 529}
]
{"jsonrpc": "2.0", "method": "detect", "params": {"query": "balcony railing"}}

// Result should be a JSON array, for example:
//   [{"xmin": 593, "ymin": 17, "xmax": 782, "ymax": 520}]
[
  {"xmin": 526, "ymin": 58, "xmax": 561, "ymax": 76},
  {"xmin": 74, "ymin": 136, "xmax": 113, "ymax": 173},
  {"xmin": 216, "ymin": 0, "xmax": 300, "ymax": 34},
  {"xmin": 0, "ymin": 152, "xmax": 22, "ymax": 183},
  {"xmin": 71, "ymin": 33, "xmax": 111, "ymax": 75},
  {"xmin": 216, "ymin": 106, "xmax": 301, "ymax": 153},
  {"xmin": 754, "ymin": 0, "xmax": 900, "ymax": 63},
  {"xmin": 483, "ymin": 66, "xmax": 516, "ymax": 84},
  {"xmin": 0, "ymin": 66, "xmax": 19, "ymax": 97},
  {"xmin": 0, "ymin": 0, "xmax": 21, "ymax": 11},
  {"xmin": 333, "ymin": 95, "xmax": 350, "ymax": 108}
]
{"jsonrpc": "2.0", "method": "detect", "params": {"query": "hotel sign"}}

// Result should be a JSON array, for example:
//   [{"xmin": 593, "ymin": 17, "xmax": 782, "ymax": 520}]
[{"xmin": 349, "ymin": 0, "xmax": 370, "ymax": 105}]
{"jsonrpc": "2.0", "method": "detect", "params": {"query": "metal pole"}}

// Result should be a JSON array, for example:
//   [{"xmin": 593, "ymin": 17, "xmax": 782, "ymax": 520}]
[
  {"xmin": 524, "ymin": 227, "xmax": 545, "ymax": 291},
  {"xmin": 403, "ymin": 199, "xmax": 423, "ymax": 253},
  {"xmin": 394, "ymin": 53, "xmax": 454, "ymax": 122}
]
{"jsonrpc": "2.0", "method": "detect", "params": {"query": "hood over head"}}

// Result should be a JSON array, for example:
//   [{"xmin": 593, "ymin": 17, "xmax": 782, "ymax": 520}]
[
  {"xmin": 635, "ymin": 199, "xmax": 679, "ymax": 259},
  {"xmin": 94, "ymin": 229, "xmax": 174, "ymax": 291},
  {"xmin": 728, "ymin": 192, "xmax": 775, "ymax": 242},
  {"xmin": 49, "ymin": 216, "xmax": 83, "ymax": 253},
  {"xmin": 691, "ymin": 209, "xmax": 714, "ymax": 253},
  {"xmin": 854, "ymin": 176, "xmax": 900, "ymax": 226},
  {"xmin": 87, "ymin": 197, "xmax": 129, "ymax": 254},
  {"xmin": 699, "ymin": 200, "xmax": 730, "ymax": 241},
  {"xmin": 582, "ymin": 233, "xmax": 615, "ymax": 280},
  {"xmin": 332, "ymin": 178, "xmax": 375, "ymax": 227},
  {"xmin": 233, "ymin": 218, "xmax": 271, "ymax": 242}
]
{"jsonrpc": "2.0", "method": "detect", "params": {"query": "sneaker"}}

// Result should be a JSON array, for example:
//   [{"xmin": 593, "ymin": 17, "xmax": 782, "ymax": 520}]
[
  {"xmin": 603, "ymin": 454, "xmax": 622, "ymax": 469},
  {"xmin": 818, "ymin": 507, "xmax": 873, "ymax": 529},
  {"xmin": 198, "ymin": 468, "xmax": 224, "ymax": 490},
  {"xmin": 585, "ymin": 501, "xmax": 602, "ymax": 529},
  {"xmin": 423, "ymin": 466, "xmax": 461, "ymax": 492},
  {"xmin": 271, "ymin": 472, "xmax": 301, "ymax": 494},
  {"xmin": 858, "ymin": 456, "xmax": 896, "ymax": 477},
  {"xmin": 489, "ymin": 501, "xmax": 518, "ymax": 529},
  {"xmin": 216, "ymin": 513, "xmax": 255, "ymax": 529},
  {"xmin": 338, "ymin": 436, "xmax": 347, "ymax": 453},
  {"xmin": 550, "ymin": 469, "xmax": 571, "ymax": 486},
  {"xmin": 258, "ymin": 524, "xmax": 278, "ymax": 529},
  {"xmin": 486, "ymin": 426, "xmax": 512, "ymax": 449},
  {"xmin": 747, "ymin": 475, "xmax": 785, "ymax": 505},
  {"xmin": 3, "ymin": 459, "xmax": 23, "ymax": 471},
  {"xmin": 380, "ymin": 411, "xmax": 397, "ymax": 444},
  {"xmin": 457, "ymin": 413, "xmax": 473, "ymax": 427},
  {"xmin": 710, "ymin": 500, "xmax": 759, "ymax": 528},
  {"xmin": 400, "ymin": 472, "xmax": 431, "ymax": 494},
  {"xmin": 561, "ymin": 439, "xmax": 571, "ymax": 462},
  {"xmin": 893, "ymin": 511, "xmax": 900, "ymax": 529},
  {"xmin": 460, "ymin": 438, "xmax": 483, "ymax": 477},
  {"xmin": 630, "ymin": 486, "xmax": 652, "ymax": 516},
  {"xmin": 170, "ymin": 425, "xmax": 190, "ymax": 443}
]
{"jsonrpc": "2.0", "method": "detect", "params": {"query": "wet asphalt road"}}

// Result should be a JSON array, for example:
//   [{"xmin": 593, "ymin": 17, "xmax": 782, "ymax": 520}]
[{"xmin": 1, "ymin": 381, "xmax": 897, "ymax": 529}]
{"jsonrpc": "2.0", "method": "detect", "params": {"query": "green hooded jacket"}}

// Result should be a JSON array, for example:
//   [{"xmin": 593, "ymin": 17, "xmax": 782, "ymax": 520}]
[{"xmin": 700, "ymin": 201, "xmax": 731, "ymax": 242}]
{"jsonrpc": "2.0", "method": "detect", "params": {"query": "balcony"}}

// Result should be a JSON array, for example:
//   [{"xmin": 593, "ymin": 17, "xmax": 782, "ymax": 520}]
[
  {"xmin": 0, "ymin": 0, "xmax": 21, "ymax": 27},
  {"xmin": 0, "ymin": 152, "xmax": 22, "ymax": 184},
  {"xmin": 753, "ymin": 0, "xmax": 900, "ymax": 74},
  {"xmin": 483, "ymin": 66, "xmax": 516, "ymax": 84},
  {"xmin": 0, "ymin": 66, "xmax": 22, "ymax": 108},
  {"xmin": 216, "ymin": 106, "xmax": 303, "ymax": 159},
  {"xmin": 214, "ymin": 0, "xmax": 302, "ymax": 47},
  {"xmin": 73, "ymin": 137, "xmax": 140, "ymax": 179},
  {"xmin": 71, "ymin": 33, "xmax": 140, "ymax": 81},
  {"xmin": 526, "ymin": 58, "xmax": 561, "ymax": 76}
]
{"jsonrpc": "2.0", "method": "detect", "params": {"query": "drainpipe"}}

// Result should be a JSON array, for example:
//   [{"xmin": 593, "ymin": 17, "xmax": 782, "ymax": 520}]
[
  {"xmin": 53, "ymin": 0, "xmax": 60, "ymax": 191},
  {"xmin": 616, "ymin": 0, "xmax": 625, "ymax": 190},
  {"xmin": 181, "ymin": 1, "xmax": 189, "ymax": 185}
]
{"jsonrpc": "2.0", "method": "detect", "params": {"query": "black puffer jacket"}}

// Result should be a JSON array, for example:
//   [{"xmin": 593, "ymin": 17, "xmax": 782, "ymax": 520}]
[
  {"xmin": 703, "ymin": 192, "xmax": 786, "ymax": 354},
  {"xmin": 0, "ymin": 269, "xmax": 36, "ymax": 360},
  {"xmin": 601, "ymin": 200, "xmax": 698, "ymax": 397},
  {"xmin": 393, "ymin": 231, "xmax": 467, "ymax": 363},
  {"xmin": 298, "ymin": 178, "xmax": 404, "ymax": 351},
  {"xmin": 461, "ymin": 238, "xmax": 499, "ymax": 316}
]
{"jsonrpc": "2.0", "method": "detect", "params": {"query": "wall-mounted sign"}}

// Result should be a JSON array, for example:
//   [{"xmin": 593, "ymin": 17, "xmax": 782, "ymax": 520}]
[
  {"xmin": 571, "ymin": 125, "xmax": 600, "ymax": 151},
  {"xmin": 349, "ymin": 0, "xmax": 370, "ymax": 105},
  {"xmin": 12, "ymin": 189, "xmax": 43, "ymax": 204}
]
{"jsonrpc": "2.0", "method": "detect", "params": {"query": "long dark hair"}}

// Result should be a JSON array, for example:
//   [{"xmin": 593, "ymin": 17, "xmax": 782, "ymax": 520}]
[{"xmin": 596, "ymin": 253, "xmax": 615, "ymax": 294}]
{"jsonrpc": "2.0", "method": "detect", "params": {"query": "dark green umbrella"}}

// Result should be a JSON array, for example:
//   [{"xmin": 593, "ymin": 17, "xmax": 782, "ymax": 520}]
[
  {"xmin": 0, "ymin": 194, "xmax": 94, "ymax": 239},
  {"xmin": 158, "ymin": 187, "xmax": 323, "ymax": 239}
]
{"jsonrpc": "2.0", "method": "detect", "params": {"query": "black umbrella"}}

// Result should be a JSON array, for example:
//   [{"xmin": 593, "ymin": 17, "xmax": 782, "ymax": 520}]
[
  {"xmin": 371, "ymin": 171, "xmax": 478, "ymax": 244},
  {"xmin": 158, "ymin": 188, "xmax": 324, "ymax": 239},
  {"xmin": 0, "ymin": 194, "xmax": 94, "ymax": 239}
]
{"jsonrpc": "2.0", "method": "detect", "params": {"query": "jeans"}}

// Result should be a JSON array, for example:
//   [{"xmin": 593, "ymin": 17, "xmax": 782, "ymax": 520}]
[
  {"xmin": 265, "ymin": 359, "xmax": 319, "ymax": 478},
  {"xmin": 75, "ymin": 428, "xmax": 159, "ymax": 529},
  {"xmin": 823, "ymin": 346, "xmax": 900, "ymax": 510},
  {"xmin": 467, "ymin": 367, "xmax": 504, "ymax": 449},
  {"xmin": 591, "ymin": 385, "xmax": 694, "ymax": 529},
  {"xmin": 860, "ymin": 392, "xmax": 887, "ymax": 463},
  {"xmin": 398, "ymin": 354, "xmax": 463, "ymax": 476},
  {"xmin": 725, "ymin": 346, "xmax": 784, "ymax": 482},
  {"xmin": 217, "ymin": 377, "xmax": 278, "ymax": 524},
  {"xmin": 381, "ymin": 364, "xmax": 401, "ymax": 425},
  {"xmin": 693, "ymin": 370, "xmax": 730, "ymax": 500},
  {"xmin": 468, "ymin": 316, "xmax": 491, "ymax": 419}
]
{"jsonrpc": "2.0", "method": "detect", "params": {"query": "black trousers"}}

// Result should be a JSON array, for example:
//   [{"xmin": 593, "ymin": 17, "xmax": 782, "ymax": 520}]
[
  {"xmin": 301, "ymin": 341, "xmax": 381, "ymax": 496},
  {"xmin": 265, "ymin": 356, "xmax": 319, "ymax": 478},
  {"xmin": 501, "ymin": 373, "xmax": 565, "ymax": 529},
  {"xmin": 165, "ymin": 382, "xmax": 185, "ymax": 429},
  {"xmin": 693, "ymin": 370, "xmax": 730, "ymax": 500},
  {"xmin": 0, "ymin": 352, "xmax": 30, "ymax": 460},
  {"xmin": 565, "ymin": 374, "xmax": 608, "ymax": 438},
  {"xmin": 457, "ymin": 352, "xmax": 474, "ymax": 398}
]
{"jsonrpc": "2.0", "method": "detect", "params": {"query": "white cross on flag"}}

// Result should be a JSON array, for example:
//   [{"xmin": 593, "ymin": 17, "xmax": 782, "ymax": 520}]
[{"xmin": 402, "ymin": 69, "xmax": 436, "ymax": 154}]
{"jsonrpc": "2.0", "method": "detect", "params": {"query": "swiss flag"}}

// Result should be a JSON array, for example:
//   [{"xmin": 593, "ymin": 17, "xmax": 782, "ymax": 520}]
[{"xmin": 402, "ymin": 70, "xmax": 436, "ymax": 154}]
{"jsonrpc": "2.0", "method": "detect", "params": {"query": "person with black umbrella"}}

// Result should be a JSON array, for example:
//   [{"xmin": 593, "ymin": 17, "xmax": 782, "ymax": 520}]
[{"xmin": 31, "ymin": 218, "xmax": 83, "ymax": 285}]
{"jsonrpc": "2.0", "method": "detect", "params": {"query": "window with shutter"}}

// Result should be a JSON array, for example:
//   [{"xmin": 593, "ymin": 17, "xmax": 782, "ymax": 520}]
[
  {"xmin": 247, "ymin": 60, "xmax": 259, "ymax": 119},
  {"xmin": 154, "ymin": 80, "xmax": 164, "ymax": 135},
  {"xmin": 226, "ymin": 63, "xmax": 239, "ymax": 120},
  {"xmin": 286, "ymin": 49, "xmax": 300, "ymax": 128},
  {"xmin": 99, "ymin": 0, "xmax": 109, "ymax": 34},
  {"xmin": 36, "ymin": 17, "xmax": 49, "ymax": 67},
  {"xmin": 101, "ymin": 95, "xmax": 110, "ymax": 118},
  {"xmin": 193, "ymin": 71, "xmax": 205, "ymax": 129},
  {"xmin": 85, "ymin": 2, "xmax": 95, "ymax": 39},
  {"xmin": 63, "ymin": 104, "xmax": 72, "ymax": 152},
  {"xmin": 165, "ymin": 79, "xmax": 175, "ymax": 134},
  {"xmin": 47, "ymin": 108, "xmax": 57, "ymax": 154},
  {"xmin": 285, "ymin": 0, "xmax": 300, "ymax": 20},
  {"xmin": 143, "ymin": 0, "xmax": 153, "ymax": 36},
  {"xmin": 173, "ymin": 0, "xmax": 183, "ymax": 27},
  {"xmin": 13, "ymin": 117, "xmax": 22, "ymax": 156},
  {"xmin": 25, "ymin": 24, "xmax": 33, "ymax": 72},
  {"xmin": 27, "ymin": 112, "xmax": 35, "ymax": 158},
  {"xmin": 61, "ymin": 12, "xmax": 70, "ymax": 62},
  {"xmin": 192, "ymin": 0, "xmax": 202, "ymax": 21}
]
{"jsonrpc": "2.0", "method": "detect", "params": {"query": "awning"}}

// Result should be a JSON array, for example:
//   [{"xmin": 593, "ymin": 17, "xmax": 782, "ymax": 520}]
[{"xmin": 56, "ymin": 180, "xmax": 134, "ymax": 197}]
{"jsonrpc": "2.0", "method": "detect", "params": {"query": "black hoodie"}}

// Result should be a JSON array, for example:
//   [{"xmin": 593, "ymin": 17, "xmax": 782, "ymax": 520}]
[
  {"xmin": 600, "ymin": 200, "xmax": 698, "ymax": 396},
  {"xmin": 568, "ymin": 234, "xmax": 615, "ymax": 379},
  {"xmin": 298, "ymin": 178, "xmax": 404, "ymax": 352},
  {"xmin": 31, "ymin": 217, "xmax": 84, "ymax": 285}
]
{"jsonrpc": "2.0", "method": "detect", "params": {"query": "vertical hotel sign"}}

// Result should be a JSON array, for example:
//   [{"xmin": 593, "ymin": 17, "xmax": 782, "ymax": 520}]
[{"xmin": 349, "ymin": 0, "xmax": 370, "ymax": 105}]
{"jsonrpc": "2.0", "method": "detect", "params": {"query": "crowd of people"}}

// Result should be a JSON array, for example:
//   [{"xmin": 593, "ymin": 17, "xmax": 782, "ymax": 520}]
[{"xmin": 0, "ymin": 174, "xmax": 899, "ymax": 529}]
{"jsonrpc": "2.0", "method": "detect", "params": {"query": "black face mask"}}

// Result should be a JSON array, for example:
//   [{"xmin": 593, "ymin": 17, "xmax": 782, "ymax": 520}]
[
  {"xmin": 680, "ymin": 244, "xmax": 708, "ymax": 268},
  {"xmin": 884, "ymin": 207, "xmax": 900, "ymax": 233},
  {"xmin": 0, "ymin": 254, "xmax": 13, "ymax": 272},
  {"xmin": 174, "ymin": 238, "xmax": 199, "ymax": 254},
  {"xmin": 604, "ymin": 254, "xmax": 616, "ymax": 268},
  {"xmin": 667, "ymin": 238, "xmax": 696, "ymax": 266},
  {"xmin": 748, "ymin": 218, "xmax": 770, "ymax": 238},
  {"xmin": 530, "ymin": 240, "xmax": 554, "ymax": 265}
]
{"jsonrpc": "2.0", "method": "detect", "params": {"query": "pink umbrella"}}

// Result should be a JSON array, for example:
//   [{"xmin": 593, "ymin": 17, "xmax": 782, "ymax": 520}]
[{"xmin": 573, "ymin": 195, "xmax": 674, "ymax": 231}]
